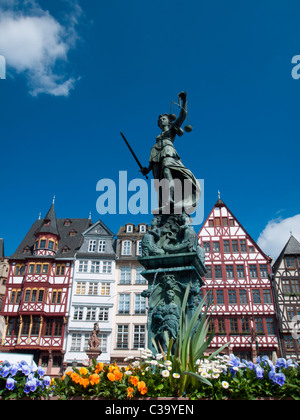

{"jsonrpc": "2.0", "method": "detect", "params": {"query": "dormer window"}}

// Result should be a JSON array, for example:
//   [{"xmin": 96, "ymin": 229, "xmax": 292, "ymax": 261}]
[
  {"xmin": 64, "ymin": 219, "xmax": 71, "ymax": 226},
  {"xmin": 69, "ymin": 229, "xmax": 77, "ymax": 237},
  {"xmin": 44, "ymin": 220, "xmax": 50, "ymax": 226},
  {"xmin": 139, "ymin": 224, "xmax": 147, "ymax": 233},
  {"xmin": 126, "ymin": 224, "xmax": 134, "ymax": 233},
  {"xmin": 23, "ymin": 246, "xmax": 31, "ymax": 255},
  {"xmin": 62, "ymin": 246, "xmax": 70, "ymax": 254}
]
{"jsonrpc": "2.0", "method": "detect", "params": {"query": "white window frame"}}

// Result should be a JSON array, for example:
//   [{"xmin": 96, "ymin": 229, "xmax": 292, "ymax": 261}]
[
  {"xmin": 122, "ymin": 240, "xmax": 132, "ymax": 255},
  {"xmin": 88, "ymin": 240, "xmax": 96, "ymax": 252},
  {"xmin": 98, "ymin": 240, "xmax": 106, "ymax": 253}
]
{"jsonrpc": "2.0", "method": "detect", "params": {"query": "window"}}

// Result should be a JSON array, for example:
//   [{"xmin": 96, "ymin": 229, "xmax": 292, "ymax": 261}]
[
  {"xmin": 120, "ymin": 267, "xmax": 131, "ymax": 284},
  {"xmin": 249, "ymin": 246, "xmax": 254, "ymax": 252},
  {"xmin": 223, "ymin": 240, "xmax": 230, "ymax": 253},
  {"xmin": 226, "ymin": 265, "xmax": 234, "ymax": 278},
  {"xmin": 205, "ymin": 266, "xmax": 212, "ymax": 279},
  {"xmin": 98, "ymin": 307, "xmax": 109, "ymax": 322},
  {"xmin": 88, "ymin": 282, "xmax": 98, "ymax": 295},
  {"xmin": 69, "ymin": 229, "xmax": 77, "ymax": 237},
  {"xmin": 286, "ymin": 257, "xmax": 296, "ymax": 268},
  {"xmin": 35, "ymin": 264, "xmax": 42, "ymax": 274},
  {"xmin": 40, "ymin": 240, "xmax": 46, "ymax": 249},
  {"xmin": 208, "ymin": 220, "xmax": 214, "ymax": 227},
  {"xmin": 31, "ymin": 317, "xmax": 40, "ymax": 335},
  {"xmin": 29, "ymin": 264, "xmax": 35, "ymax": 274},
  {"xmin": 133, "ymin": 325, "xmax": 146, "ymax": 349},
  {"xmin": 24, "ymin": 289, "xmax": 30, "ymax": 302},
  {"xmin": 122, "ymin": 240, "xmax": 132, "ymax": 255},
  {"xmin": 38, "ymin": 290, "xmax": 44, "ymax": 302},
  {"xmin": 215, "ymin": 265, "xmax": 222, "ymax": 279},
  {"xmin": 15, "ymin": 265, "xmax": 25, "ymax": 276},
  {"xmin": 86, "ymin": 307, "xmax": 96, "ymax": 321},
  {"xmin": 76, "ymin": 282, "xmax": 86, "ymax": 295},
  {"xmin": 249, "ymin": 264, "xmax": 258, "ymax": 278},
  {"xmin": 88, "ymin": 240, "xmax": 96, "ymax": 252},
  {"xmin": 62, "ymin": 246, "xmax": 69, "ymax": 254},
  {"xmin": 136, "ymin": 240, "xmax": 142, "ymax": 256},
  {"xmin": 222, "ymin": 217, "xmax": 228, "ymax": 227},
  {"xmin": 206, "ymin": 290, "xmax": 214, "ymax": 305},
  {"xmin": 135, "ymin": 267, "xmax": 146, "ymax": 284},
  {"xmin": 203, "ymin": 242, "xmax": 210, "ymax": 253},
  {"xmin": 215, "ymin": 217, "xmax": 220, "ymax": 226},
  {"xmin": 260, "ymin": 264, "xmax": 268, "ymax": 278},
  {"xmin": 56, "ymin": 265, "xmax": 65, "ymax": 276},
  {"xmin": 213, "ymin": 242, "xmax": 220, "ymax": 252},
  {"xmin": 291, "ymin": 279, "xmax": 300, "ymax": 293},
  {"xmin": 119, "ymin": 294, "xmax": 130, "ymax": 314},
  {"xmin": 64, "ymin": 219, "xmax": 71, "ymax": 226},
  {"xmin": 48, "ymin": 241, "xmax": 54, "ymax": 250},
  {"xmin": 228, "ymin": 290, "xmax": 237, "ymax": 304},
  {"xmin": 71, "ymin": 334, "xmax": 81, "ymax": 351},
  {"xmin": 232, "ymin": 240, "xmax": 238, "ymax": 252},
  {"xmin": 91, "ymin": 261, "xmax": 100, "ymax": 273},
  {"xmin": 229, "ymin": 219, "xmax": 235, "ymax": 227},
  {"xmin": 216, "ymin": 290, "xmax": 224, "ymax": 304},
  {"xmin": 239, "ymin": 289, "xmax": 248, "ymax": 304},
  {"xmin": 31, "ymin": 289, "xmax": 37, "ymax": 302},
  {"xmin": 134, "ymin": 294, "xmax": 146, "ymax": 314},
  {"xmin": 98, "ymin": 240, "xmax": 106, "ymax": 253},
  {"xmin": 240, "ymin": 240, "xmax": 247, "ymax": 252},
  {"xmin": 266, "ymin": 318, "xmax": 275, "ymax": 335},
  {"xmin": 126, "ymin": 224, "xmax": 133, "ymax": 233},
  {"xmin": 263, "ymin": 289, "xmax": 272, "ymax": 304},
  {"xmin": 42, "ymin": 264, "xmax": 49, "ymax": 274},
  {"xmin": 255, "ymin": 318, "xmax": 264, "ymax": 334},
  {"xmin": 100, "ymin": 283, "xmax": 111, "ymax": 296},
  {"xmin": 74, "ymin": 307, "xmax": 84, "ymax": 320},
  {"xmin": 236, "ymin": 265, "xmax": 245, "ymax": 278},
  {"xmin": 241, "ymin": 318, "xmax": 250, "ymax": 333},
  {"xmin": 102, "ymin": 261, "xmax": 112, "ymax": 273},
  {"xmin": 10, "ymin": 291, "xmax": 16, "ymax": 304},
  {"xmin": 78, "ymin": 260, "xmax": 88, "ymax": 273},
  {"xmin": 139, "ymin": 225, "xmax": 147, "ymax": 233},
  {"xmin": 116, "ymin": 325, "xmax": 129, "ymax": 349},
  {"xmin": 252, "ymin": 289, "xmax": 261, "ymax": 304},
  {"xmin": 230, "ymin": 318, "xmax": 238, "ymax": 334},
  {"xmin": 218, "ymin": 319, "xmax": 226, "ymax": 333}
]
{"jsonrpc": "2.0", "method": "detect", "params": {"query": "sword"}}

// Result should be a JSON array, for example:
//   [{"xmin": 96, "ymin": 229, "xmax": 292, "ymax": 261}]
[{"xmin": 120, "ymin": 132, "xmax": 149, "ymax": 179}]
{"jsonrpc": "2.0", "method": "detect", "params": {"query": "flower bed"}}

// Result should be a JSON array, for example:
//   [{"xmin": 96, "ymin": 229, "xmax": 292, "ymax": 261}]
[{"xmin": 1, "ymin": 353, "xmax": 299, "ymax": 400}]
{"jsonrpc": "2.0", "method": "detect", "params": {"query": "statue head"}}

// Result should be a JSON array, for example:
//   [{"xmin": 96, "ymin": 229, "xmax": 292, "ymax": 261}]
[{"xmin": 157, "ymin": 113, "xmax": 170, "ymax": 129}]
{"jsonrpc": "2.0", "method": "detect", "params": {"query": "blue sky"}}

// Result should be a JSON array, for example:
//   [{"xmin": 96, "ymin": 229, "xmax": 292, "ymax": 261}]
[{"xmin": 0, "ymin": 0, "xmax": 300, "ymax": 259}]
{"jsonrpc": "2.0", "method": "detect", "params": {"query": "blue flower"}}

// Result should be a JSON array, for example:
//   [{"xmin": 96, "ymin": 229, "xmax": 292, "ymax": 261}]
[
  {"xmin": 276, "ymin": 358, "xmax": 287, "ymax": 369},
  {"xmin": 37, "ymin": 367, "xmax": 45, "ymax": 378},
  {"xmin": 24, "ymin": 382, "xmax": 31, "ymax": 394},
  {"xmin": 6, "ymin": 378, "xmax": 16, "ymax": 391},
  {"xmin": 26, "ymin": 379, "xmax": 38, "ymax": 393},
  {"xmin": 269, "ymin": 369, "xmax": 276, "ymax": 382},
  {"xmin": 275, "ymin": 373, "xmax": 286, "ymax": 387},
  {"xmin": 43, "ymin": 376, "xmax": 51, "ymax": 387},
  {"xmin": 9, "ymin": 364, "xmax": 19, "ymax": 377},
  {"xmin": 21, "ymin": 364, "xmax": 31, "ymax": 376},
  {"xmin": 0, "ymin": 365, "xmax": 10, "ymax": 378},
  {"xmin": 255, "ymin": 365, "xmax": 264, "ymax": 379},
  {"xmin": 246, "ymin": 362, "xmax": 255, "ymax": 370}
]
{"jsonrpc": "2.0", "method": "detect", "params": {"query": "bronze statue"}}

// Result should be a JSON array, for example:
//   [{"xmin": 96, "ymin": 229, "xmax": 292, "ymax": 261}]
[{"xmin": 140, "ymin": 91, "xmax": 200, "ymax": 213}]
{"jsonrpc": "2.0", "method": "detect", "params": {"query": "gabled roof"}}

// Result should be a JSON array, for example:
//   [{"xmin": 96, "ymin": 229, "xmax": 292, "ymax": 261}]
[
  {"xmin": 82, "ymin": 219, "xmax": 115, "ymax": 238},
  {"xmin": 198, "ymin": 198, "xmax": 271, "ymax": 262},
  {"xmin": 273, "ymin": 235, "xmax": 300, "ymax": 273}
]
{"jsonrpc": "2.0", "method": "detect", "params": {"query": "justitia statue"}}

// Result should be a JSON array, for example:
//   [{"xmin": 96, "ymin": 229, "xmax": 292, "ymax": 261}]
[
  {"xmin": 140, "ymin": 91, "xmax": 200, "ymax": 213},
  {"xmin": 122, "ymin": 91, "xmax": 206, "ymax": 353}
]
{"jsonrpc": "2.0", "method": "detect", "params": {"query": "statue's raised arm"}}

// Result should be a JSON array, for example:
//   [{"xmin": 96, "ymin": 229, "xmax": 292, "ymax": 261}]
[{"xmin": 173, "ymin": 91, "xmax": 188, "ymax": 130}]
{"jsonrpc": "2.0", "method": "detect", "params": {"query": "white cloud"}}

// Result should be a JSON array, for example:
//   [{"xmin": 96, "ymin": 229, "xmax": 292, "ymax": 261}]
[
  {"xmin": 257, "ymin": 214, "xmax": 300, "ymax": 260},
  {"xmin": 0, "ymin": 0, "xmax": 82, "ymax": 96}
]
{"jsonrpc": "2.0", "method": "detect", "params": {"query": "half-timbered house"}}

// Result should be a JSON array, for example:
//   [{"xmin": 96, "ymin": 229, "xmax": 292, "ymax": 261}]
[
  {"xmin": 271, "ymin": 235, "xmax": 300, "ymax": 361},
  {"xmin": 197, "ymin": 196, "xmax": 279, "ymax": 360},
  {"xmin": 0, "ymin": 201, "xmax": 92, "ymax": 376}
]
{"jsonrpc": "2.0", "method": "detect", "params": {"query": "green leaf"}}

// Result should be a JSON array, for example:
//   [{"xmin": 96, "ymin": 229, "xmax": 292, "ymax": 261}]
[{"xmin": 182, "ymin": 371, "xmax": 212, "ymax": 387}]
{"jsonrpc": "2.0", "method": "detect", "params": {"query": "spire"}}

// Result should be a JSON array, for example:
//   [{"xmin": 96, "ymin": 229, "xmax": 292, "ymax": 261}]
[
  {"xmin": 36, "ymin": 200, "xmax": 59, "ymax": 237},
  {"xmin": 215, "ymin": 190, "xmax": 225, "ymax": 207}
]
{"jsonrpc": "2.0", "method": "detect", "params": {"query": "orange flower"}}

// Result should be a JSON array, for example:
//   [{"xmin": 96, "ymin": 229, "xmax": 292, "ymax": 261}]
[
  {"xmin": 95, "ymin": 362, "xmax": 104, "ymax": 374},
  {"xmin": 107, "ymin": 372, "xmax": 116, "ymax": 382},
  {"xmin": 129, "ymin": 376, "xmax": 139, "ymax": 386},
  {"xmin": 79, "ymin": 377, "xmax": 90, "ymax": 388},
  {"xmin": 89, "ymin": 373, "xmax": 100, "ymax": 385},
  {"xmin": 71, "ymin": 372, "xmax": 81, "ymax": 384},
  {"xmin": 79, "ymin": 367, "xmax": 88, "ymax": 376},
  {"xmin": 127, "ymin": 387, "xmax": 134, "ymax": 398},
  {"xmin": 109, "ymin": 363, "xmax": 119, "ymax": 372},
  {"xmin": 114, "ymin": 370, "xmax": 123, "ymax": 381},
  {"xmin": 138, "ymin": 381, "xmax": 148, "ymax": 395}
]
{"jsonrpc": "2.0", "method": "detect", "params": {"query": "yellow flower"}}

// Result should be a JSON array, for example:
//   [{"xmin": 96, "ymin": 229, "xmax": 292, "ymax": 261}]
[
  {"xmin": 79, "ymin": 377, "xmax": 89, "ymax": 388},
  {"xmin": 127, "ymin": 387, "xmax": 134, "ymax": 398},
  {"xmin": 71, "ymin": 372, "xmax": 80, "ymax": 384},
  {"xmin": 114, "ymin": 370, "xmax": 123, "ymax": 381},
  {"xmin": 79, "ymin": 367, "xmax": 88, "ymax": 376}
]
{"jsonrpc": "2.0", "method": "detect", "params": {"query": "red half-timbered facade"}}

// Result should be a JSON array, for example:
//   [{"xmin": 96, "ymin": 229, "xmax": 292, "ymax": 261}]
[
  {"xmin": 0, "ymin": 202, "xmax": 92, "ymax": 376},
  {"xmin": 198, "ymin": 197, "xmax": 279, "ymax": 360}
]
